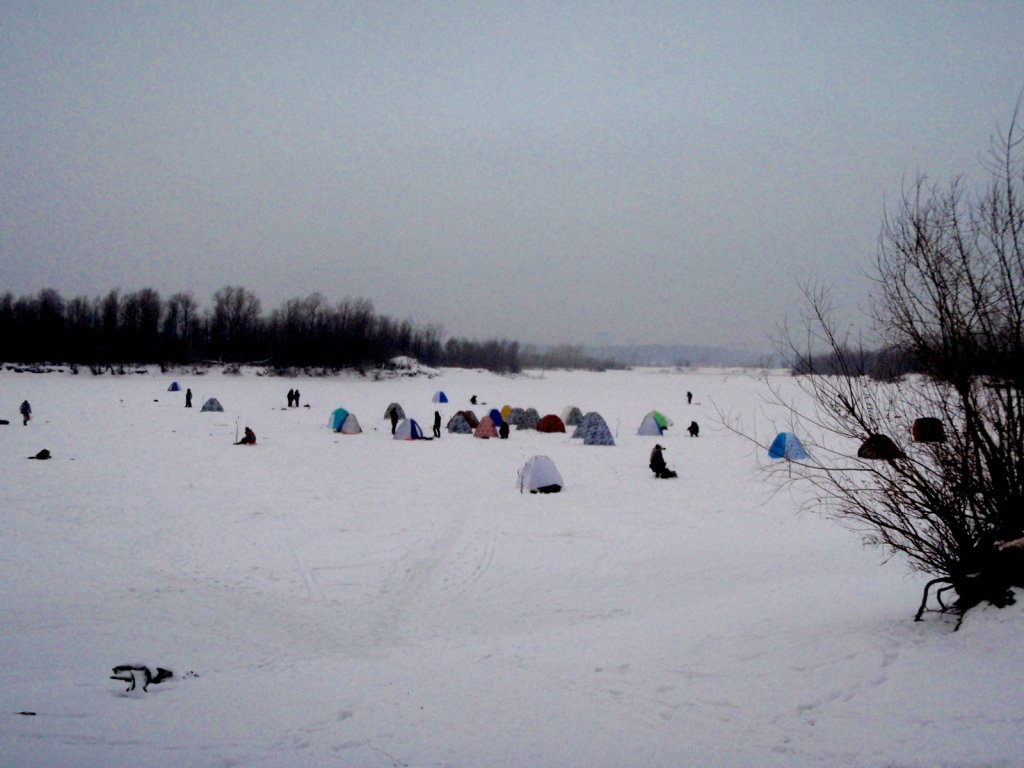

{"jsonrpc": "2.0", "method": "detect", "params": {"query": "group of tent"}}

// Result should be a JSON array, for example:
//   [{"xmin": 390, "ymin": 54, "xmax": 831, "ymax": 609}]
[
  {"xmin": 168, "ymin": 381, "xmax": 222, "ymax": 412},
  {"xmin": 768, "ymin": 417, "xmax": 948, "ymax": 463}
]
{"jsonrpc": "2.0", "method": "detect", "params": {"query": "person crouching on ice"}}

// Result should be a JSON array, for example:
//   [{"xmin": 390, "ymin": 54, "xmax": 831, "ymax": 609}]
[
  {"xmin": 649, "ymin": 444, "xmax": 677, "ymax": 478},
  {"xmin": 235, "ymin": 427, "xmax": 256, "ymax": 445}
]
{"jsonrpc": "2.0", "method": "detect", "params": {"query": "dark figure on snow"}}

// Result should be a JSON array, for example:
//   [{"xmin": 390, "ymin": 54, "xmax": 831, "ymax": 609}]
[
  {"xmin": 687, "ymin": 421, "xmax": 699, "ymax": 437},
  {"xmin": 649, "ymin": 444, "xmax": 677, "ymax": 478},
  {"xmin": 20, "ymin": 400, "xmax": 31, "ymax": 426},
  {"xmin": 287, "ymin": 389, "xmax": 294, "ymax": 407},
  {"xmin": 686, "ymin": 391, "xmax": 693, "ymax": 405},
  {"xmin": 390, "ymin": 409, "xmax": 399, "ymax": 435},
  {"xmin": 470, "ymin": 395, "xmax": 477, "ymax": 405},
  {"xmin": 235, "ymin": 427, "xmax": 256, "ymax": 445},
  {"xmin": 185, "ymin": 388, "xmax": 192, "ymax": 408},
  {"xmin": 433, "ymin": 410, "xmax": 441, "ymax": 438},
  {"xmin": 499, "ymin": 422, "xmax": 510, "ymax": 439},
  {"xmin": 294, "ymin": 390, "xmax": 300, "ymax": 408}
]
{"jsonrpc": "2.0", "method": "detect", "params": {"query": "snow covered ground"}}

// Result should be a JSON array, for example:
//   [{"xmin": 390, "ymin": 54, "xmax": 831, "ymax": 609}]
[{"xmin": 2, "ymin": 365, "xmax": 1022, "ymax": 768}]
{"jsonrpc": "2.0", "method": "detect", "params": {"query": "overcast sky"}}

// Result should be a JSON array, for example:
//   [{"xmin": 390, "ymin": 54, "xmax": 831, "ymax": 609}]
[{"xmin": 1, "ymin": 2, "xmax": 1020, "ymax": 352}]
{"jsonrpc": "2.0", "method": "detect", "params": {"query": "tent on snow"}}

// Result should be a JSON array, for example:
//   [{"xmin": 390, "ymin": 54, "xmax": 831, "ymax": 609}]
[
  {"xmin": 446, "ymin": 412, "xmax": 474, "ymax": 434},
  {"xmin": 913, "ymin": 417, "xmax": 946, "ymax": 443},
  {"xmin": 518, "ymin": 455, "xmax": 564, "ymax": 494},
  {"xmin": 562, "ymin": 406, "xmax": 584, "ymax": 426},
  {"xmin": 384, "ymin": 403, "xmax": 406, "ymax": 421},
  {"xmin": 394, "ymin": 418, "xmax": 425, "ymax": 440},
  {"xmin": 572, "ymin": 412, "xmax": 603, "ymax": 438},
  {"xmin": 200, "ymin": 397, "xmax": 224, "ymax": 412},
  {"xmin": 457, "ymin": 409, "xmax": 480, "ymax": 428},
  {"xmin": 167, "ymin": 382, "xmax": 181, "ymax": 392},
  {"xmin": 857, "ymin": 433, "xmax": 906, "ymax": 460},
  {"xmin": 768, "ymin": 432, "xmax": 808, "ymax": 461},
  {"xmin": 328, "ymin": 408, "xmax": 362, "ymax": 434},
  {"xmin": 649, "ymin": 410, "xmax": 673, "ymax": 430},
  {"xmin": 500, "ymin": 404, "xmax": 512, "ymax": 421},
  {"xmin": 536, "ymin": 414, "xmax": 566, "ymax": 433},
  {"xmin": 519, "ymin": 408, "xmax": 540, "ymax": 430},
  {"xmin": 505, "ymin": 407, "xmax": 528, "ymax": 427},
  {"xmin": 431, "ymin": 391, "xmax": 449, "ymax": 404},
  {"xmin": 576, "ymin": 412, "xmax": 615, "ymax": 446},
  {"xmin": 488, "ymin": 408, "xmax": 505, "ymax": 427},
  {"xmin": 474, "ymin": 415, "xmax": 499, "ymax": 439},
  {"xmin": 637, "ymin": 413, "xmax": 664, "ymax": 436}
]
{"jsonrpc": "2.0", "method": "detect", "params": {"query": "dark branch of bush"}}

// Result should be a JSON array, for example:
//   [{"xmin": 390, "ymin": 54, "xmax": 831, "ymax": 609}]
[{"xmin": 739, "ymin": 99, "xmax": 1024, "ymax": 624}]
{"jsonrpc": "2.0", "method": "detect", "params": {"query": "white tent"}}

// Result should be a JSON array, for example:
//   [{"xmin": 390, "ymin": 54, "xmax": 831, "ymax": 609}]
[{"xmin": 518, "ymin": 455, "xmax": 564, "ymax": 494}]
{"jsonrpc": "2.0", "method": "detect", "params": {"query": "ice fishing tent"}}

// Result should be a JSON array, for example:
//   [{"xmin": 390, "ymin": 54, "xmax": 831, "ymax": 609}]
[
  {"xmin": 384, "ymin": 403, "xmax": 406, "ymax": 421},
  {"xmin": 649, "ymin": 410, "xmax": 673, "ymax": 430},
  {"xmin": 768, "ymin": 432, "xmax": 808, "ymax": 460},
  {"xmin": 446, "ymin": 412, "xmax": 474, "ymax": 434},
  {"xmin": 488, "ymin": 408, "xmax": 505, "ymax": 427},
  {"xmin": 200, "ymin": 397, "xmax": 224, "ymax": 412},
  {"xmin": 394, "ymin": 418, "xmax": 424, "ymax": 440},
  {"xmin": 431, "ymin": 391, "xmax": 449, "ymax": 404},
  {"xmin": 518, "ymin": 455, "xmax": 564, "ymax": 494},
  {"xmin": 857, "ymin": 433, "xmax": 906, "ymax": 460},
  {"xmin": 329, "ymin": 408, "xmax": 362, "ymax": 434},
  {"xmin": 474, "ymin": 415, "xmax": 499, "ymax": 439},
  {"xmin": 506, "ymin": 407, "xmax": 528, "ymax": 427},
  {"xmin": 458, "ymin": 409, "xmax": 480, "ymax": 428},
  {"xmin": 500, "ymin": 404, "xmax": 512, "ymax": 421},
  {"xmin": 519, "ymin": 408, "xmax": 540, "ymax": 430},
  {"xmin": 537, "ymin": 414, "xmax": 566, "ymax": 433},
  {"xmin": 167, "ymin": 382, "xmax": 181, "ymax": 392},
  {"xmin": 637, "ymin": 413, "xmax": 664, "ymax": 436},
  {"xmin": 562, "ymin": 406, "xmax": 584, "ymax": 426},
  {"xmin": 572, "ymin": 412, "xmax": 601, "ymax": 438},
  {"xmin": 913, "ymin": 417, "xmax": 946, "ymax": 443},
  {"xmin": 577, "ymin": 413, "xmax": 615, "ymax": 446}
]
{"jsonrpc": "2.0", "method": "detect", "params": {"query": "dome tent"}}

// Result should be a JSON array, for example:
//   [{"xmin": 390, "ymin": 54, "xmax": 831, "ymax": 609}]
[
  {"xmin": 446, "ymin": 413, "xmax": 474, "ymax": 434},
  {"xmin": 384, "ymin": 403, "xmax": 406, "ymax": 421},
  {"xmin": 167, "ymin": 382, "xmax": 181, "ymax": 392},
  {"xmin": 329, "ymin": 407, "xmax": 362, "ymax": 434},
  {"xmin": 768, "ymin": 432, "xmax": 808, "ymax": 461},
  {"xmin": 394, "ymin": 418, "xmax": 424, "ymax": 440},
  {"xmin": 518, "ymin": 455, "xmax": 564, "ymax": 494},
  {"xmin": 562, "ymin": 406, "xmax": 584, "ymax": 426},
  {"xmin": 431, "ymin": 391, "xmax": 449, "ymax": 404},
  {"xmin": 913, "ymin": 417, "xmax": 946, "ymax": 443},
  {"xmin": 200, "ymin": 397, "xmax": 224, "ymax": 412},
  {"xmin": 519, "ymin": 408, "xmax": 540, "ymax": 430},
  {"xmin": 577, "ymin": 412, "xmax": 615, "ymax": 446},
  {"xmin": 506, "ymin": 407, "xmax": 528, "ymax": 427},
  {"xmin": 488, "ymin": 408, "xmax": 505, "ymax": 427},
  {"xmin": 857, "ymin": 433, "xmax": 905, "ymax": 460},
  {"xmin": 637, "ymin": 413, "xmax": 664, "ymax": 436},
  {"xmin": 536, "ymin": 414, "xmax": 566, "ymax": 433},
  {"xmin": 474, "ymin": 415, "xmax": 499, "ymax": 439}
]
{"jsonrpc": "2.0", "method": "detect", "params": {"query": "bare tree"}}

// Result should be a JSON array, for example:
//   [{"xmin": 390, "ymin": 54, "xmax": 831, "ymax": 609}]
[{"xmin": 752, "ymin": 103, "xmax": 1024, "ymax": 624}]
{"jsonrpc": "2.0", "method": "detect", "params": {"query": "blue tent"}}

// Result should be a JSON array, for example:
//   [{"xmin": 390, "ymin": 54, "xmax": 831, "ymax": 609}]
[
  {"xmin": 768, "ymin": 432, "xmax": 808, "ymax": 461},
  {"xmin": 394, "ymin": 418, "xmax": 425, "ymax": 440},
  {"xmin": 432, "ymin": 391, "xmax": 449, "ymax": 403},
  {"xmin": 328, "ymin": 407, "xmax": 362, "ymax": 434},
  {"xmin": 488, "ymin": 408, "xmax": 505, "ymax": 427},
  {"xmin": 167, "ymin": 382, "xmax": 181, "ymax": 392}
]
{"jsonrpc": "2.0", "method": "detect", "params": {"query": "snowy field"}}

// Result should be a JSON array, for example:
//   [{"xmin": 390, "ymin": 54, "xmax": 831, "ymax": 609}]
[{"xmin": 2, "ymin": 365, "xmax": 1022, "ymax": 768}]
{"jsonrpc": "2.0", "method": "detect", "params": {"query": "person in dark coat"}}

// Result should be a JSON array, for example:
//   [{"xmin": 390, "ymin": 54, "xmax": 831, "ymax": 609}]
[
  {"xmin": 649, "ymin": 444, "xmax": 677, "ymax": 478},
  {"xmin": 294, "ymin": 389, "xmax": 301, "ymax": 407},
  {"xmin": 287, "ymin": 389, "xmax": 294, "ymax": 407},
  {"xmin": 235, "ymin": 427, "xmax": 256, "ymax": 445},
  {"xmin": 687, "ymin": 421, "xmax": 699, "ymax": 437},
  {"xmin": 433, "ymin": 410, "xmax": 441, "ymax": 438},
  {"xmin": 185, "ymin": 388, "xmax": 193, "ymax": 408},
  {"xmin": 499, "ymin": 422, "xmax": 509, "ymax": 439},
  {"xmin": 687, "ymin": 391, "xmax": 693, "ymax": 405},
  {"xmin": 390, "ymin": 409, "xmax": 399, "ymax": 435},
  {"xmin": 20, "ymin": 400, "xmax": 31, "ymax": 425}
]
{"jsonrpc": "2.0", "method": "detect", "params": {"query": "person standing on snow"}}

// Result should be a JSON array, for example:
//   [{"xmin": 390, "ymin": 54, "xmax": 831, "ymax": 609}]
[{"xmin": 20, "ymin": 400, "xmax": 31, "ymax": 425}]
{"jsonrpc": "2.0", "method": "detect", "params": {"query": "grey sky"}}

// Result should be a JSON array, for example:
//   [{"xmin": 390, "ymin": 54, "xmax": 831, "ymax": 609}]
[{"xmin": 1, "ymin": 2, "xmax": 1020, "ymax": 352}]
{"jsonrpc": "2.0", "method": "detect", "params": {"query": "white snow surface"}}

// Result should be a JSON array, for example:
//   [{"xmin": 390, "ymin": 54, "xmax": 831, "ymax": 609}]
[{"xmin": 2, "ymin": 366, "xmax": 1023, "ymax": 768}]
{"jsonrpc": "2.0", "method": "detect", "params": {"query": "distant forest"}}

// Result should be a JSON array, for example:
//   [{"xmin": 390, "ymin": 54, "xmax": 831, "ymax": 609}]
[{"xmin": 0, "ymin": 287, "xmax": 618, "ymax": 374}]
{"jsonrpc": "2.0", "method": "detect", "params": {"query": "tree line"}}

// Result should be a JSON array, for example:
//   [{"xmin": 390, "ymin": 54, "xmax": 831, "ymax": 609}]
[{"xmin": 0, "ymin": 286, "xmax": 527, "ymax": 374}]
